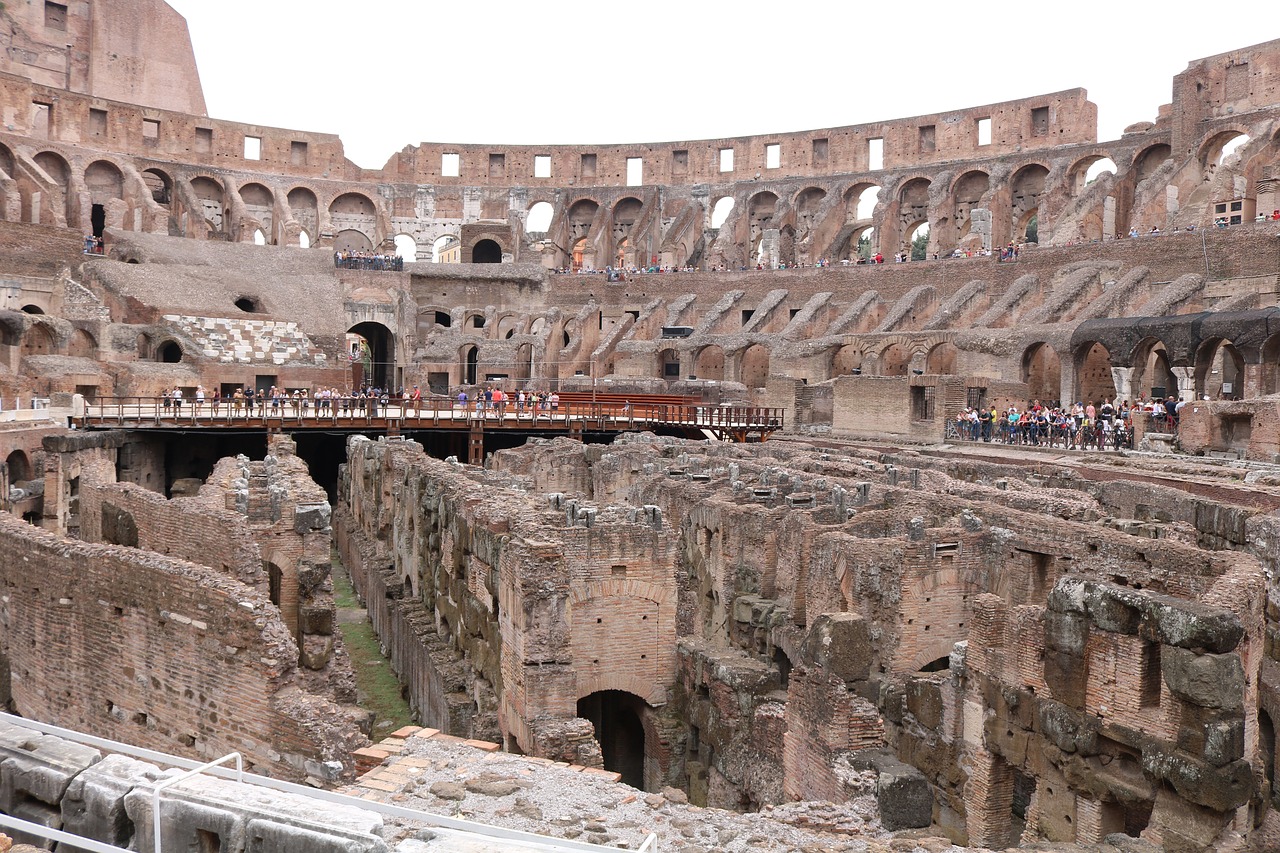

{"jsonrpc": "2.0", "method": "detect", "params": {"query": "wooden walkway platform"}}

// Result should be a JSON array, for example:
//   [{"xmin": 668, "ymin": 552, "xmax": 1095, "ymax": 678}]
[{"xmin": 80, "ymin": 397, "xmax": 785, "ymax": 464}]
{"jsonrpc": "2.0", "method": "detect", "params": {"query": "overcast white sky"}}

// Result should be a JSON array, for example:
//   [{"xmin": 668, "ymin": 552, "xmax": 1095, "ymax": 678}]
[{"xmin": 165, "ymin": 1, "xmax": 1277, "ymax": 170}]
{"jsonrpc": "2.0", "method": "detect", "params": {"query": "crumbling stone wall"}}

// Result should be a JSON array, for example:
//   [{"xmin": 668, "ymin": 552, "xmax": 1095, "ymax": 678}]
[
  {"xmin": 0, "ymin": 513, "xmax": 366, "ymax": 782},
  {"xmin": 337, "ymin": 435, "xmax": 684, "ymax": 788},
  {"xmin": 400, "ymin": 434, "xmax": 1270, "ymax": 851}
]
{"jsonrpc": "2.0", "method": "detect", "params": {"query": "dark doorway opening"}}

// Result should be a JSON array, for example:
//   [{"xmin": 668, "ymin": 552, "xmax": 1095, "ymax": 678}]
[
  {"xmin": 91, "ymin": 203, "xmax": 105, "ymax": 238},
  {"xmin": 464, "ymin": 346, "xmax": 478, "ymax": 385},
  {"xmin": 156, "ymin": 341, "xmax": 182, "ymax": 363},
  {"xmin": 577, "ymin": 690, "xmax": 646, "ymax": 789},
  {"xmin": 472, "ymin": 239, "xmax": 502, "ymax": 263},
  {"xmin": 348, "ymin": 322, "xmax": 395, "ymax": 390}
]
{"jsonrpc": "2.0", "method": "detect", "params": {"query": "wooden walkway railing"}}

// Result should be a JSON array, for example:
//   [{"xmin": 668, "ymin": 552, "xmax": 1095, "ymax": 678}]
[{"xmin": 80, "ymin": 397, "xmax": 785, "ymax": 461}]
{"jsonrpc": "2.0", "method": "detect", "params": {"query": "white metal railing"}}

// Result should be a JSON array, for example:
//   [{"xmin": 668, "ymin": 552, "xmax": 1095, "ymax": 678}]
[
  {"xmin": 0, "ymin": 813, "xmax": 132, "ymax": 852},
  {"xmin": 152, "ymin": 752, "xmax": 242, "ymax": 853},
  {"xmin": 0, "ymin": 712, "xmax": 657, "ymax": 852}
]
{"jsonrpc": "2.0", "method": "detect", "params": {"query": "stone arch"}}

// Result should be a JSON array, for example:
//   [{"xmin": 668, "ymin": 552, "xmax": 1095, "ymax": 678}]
[
  {"xmin": 348, "ymin": 321, "xmax": 395, "ymax": 389},
  {"xmin": 1133, "ymin": 144, "xmax": 1172, "ymax": 183},
  {"xmin": 32, "ymin": 150, "xmax": 73, "ymax": 226},
  {"xmin": 925, "ymin": 342, "xmax": 959, "ymax": 375},
  {"xmin": 19, "ymin": 323, "xmax": 54, "ymax": 357},
  {"xmin": 694, "ymin": 345, "xmax": 725, "ymax": 381},
  {"xmin": 394, "ymin": 233, "xmax": 418, "ymax": 262},
  {"xmin": 1194, "ymin": 337, "xmax": 1244, "ymax": 399},
  {"xmin": 189, "ymin": 175, "xmax": 226, "ymax": 235},
  {"xmin": 1262, "ymin": 332, "xmax": 1280, "ymax": 396},
  {"xmin": 738, "ymin": 344, "xmax": 770, "ymax": 389},
  {"xmin": 576, "ymin": 690, "xmax": 649, "ymax": 790},
  {"xmin": 1074, "ymin": 341, "xmax": 1116, "ymax": 404},
  {"xmin": 85, "ymin": 160, "xmax": 126, "ymax": 237},
  {"xmin": 1022, "ymin": 342, "xmax": 1062, "ymax": 404},
  {"xmin": 286, "ymin": 186, "xmax": 319, "ymax": 244},
  {"xmin": 1130, "ymin": 337, "xmax": 1177, "ymax": 401},
  {"xmin": 239, "ymin": 182, "xmax": 275, "ymax": 243},
  {"xmin": 471, "ymin": 238, "xmax": 503, "ymax": 263},
  {"xmin": 830, "ymin": 344, "xmax": 863, "ymax": 377},
  {"xmin": 567, "ymin": 199, "xmax": 599, "ymax": 240},
  {"xmin": 526, "ymin": 200, "xmax": 553, "ymax": 233},
  {"xmin": 1067, "ymin": 153, "xmax": 1117, "ymax": 194},
  {"xmin": 141, "ymin": 167, "xmax": 172, "ymax": 205},
  {"xmin": 68, "ymin": 327, "xmax": 97, "ymax": 359},
  {"xmin": 33, "ymin": 150, "xmax": 70, "ymax": 187},
  {"xmin": 880, "ymin": 342, "xmax": 913, "ymax": 376},
  {"xmin": 710, "ymin": 196, "xmax": 735, "ymax": 229},
  {"xmin": 462, "ymin": 344, "xmax": 479, "ymax": 385},
  {"xmin": 0, "ymin": 142, "xmax": 13, "ymax": 180},
  {"xmin": 1011, "ymin": 164, "xmax": 1050, "ymax": 240},
  {"xmin": 844, "ymin": 182, "xmax": 881, "ymax": 222},
  {"xmin": 5, "ymin": 449, "xmax": 32, "ymax": 483},
  {"xmin": 952, "ymin": 170, "xmax": 990, "ymax": 245},
  {"xmin": 1198, "ymin": 129, "xmax": 1251, "ymax": 169},
  {"xmin": 334, "ymin": 230, "xmax": 372, "ymax": 252},
  {"xmin": 329, "ymin": 192, "xmax": 378, "ymax": 245},
  {"xmin": 897, "ymin": 178, "xmax": 932, "ymax": 242},
  {"xmin": 495, "ymin": 313, "xmax": 521, "ymax": 340},
  {"xmin": 155, "ymin": 339, "xmax": 183, "ymax": 363},
  {"xmin": 748, "ymin": 191, "xmax": 779, "ymax": 261}
]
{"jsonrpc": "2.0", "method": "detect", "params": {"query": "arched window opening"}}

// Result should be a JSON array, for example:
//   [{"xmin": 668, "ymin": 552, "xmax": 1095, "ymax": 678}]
[
  {"xmin": 252, "ymin": 229, "xmax": 266, "ymax": 246},
  {"xmin": 710, "ymin": 197, "xmax": 735, "ymax": 229},
  {"xmin": 855, "ymin": 185, "xmax": 880, "ymax": 220},
  {"xmin": 1084, "ymin": 157, "xmax": 1117, "ymax": 184},
  {"xmin": 298, "ymin": 231, "xmax": 311, "ymax": 249},
  {"xmin": 156, "ymin": 341, "xmax": 183, "ymax": 363},
  {"xmin": 909, "ymin": 223, "xmax": 930, "ymax": 260},
  {"xmin": 526, "ymin": 202, "xmax": 553, "ymax": 233},
  {"xmin": 394, "ymin": 234, "xmax": 418, "ymax": 262}
]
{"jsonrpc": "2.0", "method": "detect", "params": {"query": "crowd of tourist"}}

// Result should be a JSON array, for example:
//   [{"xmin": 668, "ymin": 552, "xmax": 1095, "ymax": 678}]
[
  {"xmin": 333, "ymin": 249, "xmax": 405, "ymax": 271},
  {"xmin": 951, "ymin": 396, "xmax": 1191, "ymax": 450},
  {"xmin": 82, "ymin": 235, "xmax": 104, "ymax": 255},
  {"xmin": 149, "ymin": 383, "xmax": 576, "ymax": 419}
]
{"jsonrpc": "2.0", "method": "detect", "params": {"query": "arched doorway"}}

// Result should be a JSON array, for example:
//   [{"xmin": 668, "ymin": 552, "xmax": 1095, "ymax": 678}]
[
  {"xmin": 472, "ymin": 239, "xmax": 502, "ymax": 263},
  {"xmin": 20, "ymin": 324, "xmax": 54, "ymax": 357},
  {"xmin": 694, "ymin": 345, "xmax": 725, "ymax": 381},
  {"xmin": 5, "ymin": 450, "xmax": 32, "ymax": 482},
  {"xmin": 334, "ymin": 230, "xmax": 372, "ymax": 252},
  {"xmin": 880, "ymin": 343, "xmax": 912, "ymax": 376},
  {"xmin": 739, "ymin": 344, "xmax": 770, "ymax": 389},
  {"xmin": 1022, "ymin": 343, "xmax": 1062, "ymax": 404},
  {"xmin": 831, "ymin": 344, "xmax": 862, "ymax": 377},
  {"xmin": 463, "ymin": 345, "xmax": 479, "ymax": 385},
  {"xmin": 577, "ymin": 690, "xmax": 646, "ymax": 790},
  {"xmin": 1075, "ymin": 341, "xmax": 1117, "ymax": 404},
  {"xmin": 925, "ymin": 342, "xmax": 958, "ymax": 374},
  {"xmin": 1131, "ymin": 338, "xmax": 1177, "ymax": 401},
  {"xmin": 348, "ymin": 322, "xmax": 395, "ymax": 390},
  {"xmin": 1194, "ymin": 338, "xmax": 1244, "ymax": 400},
  {"xmin": 156, "ymin": 340, "xmax": 183, "ymax": 363}
]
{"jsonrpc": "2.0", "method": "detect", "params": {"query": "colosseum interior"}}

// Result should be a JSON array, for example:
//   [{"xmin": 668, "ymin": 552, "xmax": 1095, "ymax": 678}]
[{"xmin": 1, "ymin": 3, "xmax": 1280, "ymax": 851}]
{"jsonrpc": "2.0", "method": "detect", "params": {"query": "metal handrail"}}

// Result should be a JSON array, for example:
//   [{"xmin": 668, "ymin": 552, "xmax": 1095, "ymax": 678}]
[
  {"xmin": 153, "ymin": 752, "xmax": 243, "ymax": 853},
  {"xmin": 0, "ymin": 813, "xmax": 132, "ymax": 853},
  {"xmin": 80, "ymin": 396, "xmax": 785, "ymax": 434}
]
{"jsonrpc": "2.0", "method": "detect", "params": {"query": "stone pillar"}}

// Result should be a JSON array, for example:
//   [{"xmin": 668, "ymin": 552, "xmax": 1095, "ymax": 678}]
[
  {"xmin": 972, "ymin": 208, "xmax": 992, "ymax": 250},
  {"xmin": 1110, "ymin": 367, "xmax": 1134, "ymax": 403},
  {"xmin": 1102, "ymin": 196, "xmax": 1116, "ymax": 240},
  {"xmin": 1171, "ymin": 366, "xmax": 1196, "ymax": 401},
  {"xmin": 965, "ymin": 748, "xmax": 1015, "ymax": 848}
]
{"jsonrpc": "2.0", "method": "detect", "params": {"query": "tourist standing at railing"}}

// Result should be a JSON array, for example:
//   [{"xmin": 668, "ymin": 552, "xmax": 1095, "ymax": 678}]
[
  {"xmin": 211, "ymin": 388, "xmax": 221, "ymax": 417},
  {"xmin": 172, "ymin": 387, "xmax": 183, "ymax": 415},
  {"xmin": 232, "ymin": 387, "xmax": 243, "ymax": 417}
]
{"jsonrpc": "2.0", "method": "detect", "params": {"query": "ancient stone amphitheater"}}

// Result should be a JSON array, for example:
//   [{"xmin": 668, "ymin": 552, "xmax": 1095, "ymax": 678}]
[{"xmin": 1, "ymin": 3, "xmax": 1279, "ymax": 851}]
